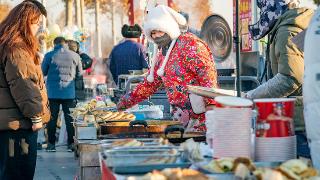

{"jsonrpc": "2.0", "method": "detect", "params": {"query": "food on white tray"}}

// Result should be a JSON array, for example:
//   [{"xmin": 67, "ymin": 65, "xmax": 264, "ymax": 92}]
[
  {"xmin": 203, "ymin": 157, "xmax": 235, "ymax": 173},
  {"xmin": 110, "ymin": 139, "xmax": 143, "ymax": 147},
  {"xmin": 96, "ymin": 100, "xmax": 106, "ymax": 108},
  {"xmin": 234, "ymin": 163, "xmax": 251, "ymax": 179},
  {"xmin": 233, "ymin": 157, "xmax": 256, "ymax": 172},
  {"xmin": 72, "ymin": 107, "xmax": 136, "ymax": 122},
  {"xmin": 129, "ymin": 168, "xmax": 210, "ymax": 180},
  {"xmin": 253, "ymin": 168, "xmax": 285, "ymax": 180},
  {"xmin": 94, "ymin": 111, "xmax": 136, "ymax": 122},
  {"xmin": 280, "ymin": 159, "xmax": 309, "ymax": 175},
  {"xmin": 201, "ymin": 157, "xmax": 319, "ymax": 179},
  {"xmin": 276, "ymin": 159, "xmax": 318, "ymax": 180},
  {"xmin": 82, "ymin": 99, "xmax": 98, "ymax": 111},
  {"xmin": 252, "ymin": 159, "xmax": 319, "ymax": 180},
  {"xmin": 203, "ymin": 157, "xmax": 257, "ymax": 174},
  {"xmin": 71, "ymin": 98, "xmax": 116, "ymax": 114}
]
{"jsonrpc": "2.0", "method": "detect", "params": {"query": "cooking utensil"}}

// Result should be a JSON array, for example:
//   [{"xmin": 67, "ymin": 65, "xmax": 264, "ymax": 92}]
[
  {"xmin": 187, "ymin": 85, "xmax": 240, "ymax": 98},
  {"xmin": 164, "ymin": 125, "xmax": 206, "ymax": 144},
  {"xmin": 99, "ymin": 120, "xmax": 180, "ymax": 135}
]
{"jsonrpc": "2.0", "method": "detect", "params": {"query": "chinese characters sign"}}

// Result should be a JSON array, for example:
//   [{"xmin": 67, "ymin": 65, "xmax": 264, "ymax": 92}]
[{"xmin": 233, "ymin": 0, "xmax": 252, "ymax": 52}]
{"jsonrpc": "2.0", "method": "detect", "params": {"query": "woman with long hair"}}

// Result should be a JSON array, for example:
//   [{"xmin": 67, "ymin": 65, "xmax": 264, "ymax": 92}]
[{"xmin": 0, "ymin": 1, "xmax": 50, "ymax": 179}]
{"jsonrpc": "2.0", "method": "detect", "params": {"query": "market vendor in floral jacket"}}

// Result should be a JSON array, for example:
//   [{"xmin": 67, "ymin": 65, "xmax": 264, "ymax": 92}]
[{"xmin": 117, "ymin": 5, "xmax": 218, "ymax": 132}]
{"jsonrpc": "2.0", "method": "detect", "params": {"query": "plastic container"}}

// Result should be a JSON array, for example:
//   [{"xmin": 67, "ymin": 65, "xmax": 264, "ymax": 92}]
[
  {"xmin": 215, "ymin": 96, "xmax": 253, "ymax": 108},
  {"xmin": 104, "ymin": 148, "xmax": 180, "ymax": 167},
  {"xmin": 254, "ymin": 98, "xmax": 296, "ymax": 137}
]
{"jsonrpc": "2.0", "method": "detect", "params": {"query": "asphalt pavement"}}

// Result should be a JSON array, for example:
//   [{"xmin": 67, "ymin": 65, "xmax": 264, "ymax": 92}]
[{"xmin": 34, "ymin": 145, "xmax": 78, "ymax": 180}]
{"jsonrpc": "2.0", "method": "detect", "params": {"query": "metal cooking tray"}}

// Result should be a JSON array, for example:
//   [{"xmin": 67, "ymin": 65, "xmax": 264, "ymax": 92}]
[
  {"xmin": 111, "ymin": 161, "xmax": 192, "ymax": 174},
  {"xmin": 100, "ymin": 138, "xmax": 167, "ymax": 149},
  {"xmin": 111, "ymin": 145, "xmax": 182, "ymax": 151},
  {"xmin": 104, "ymin": 148, "xmax": 181, "ymax": 167},
  {"xmin": 206, "ymin": 173, "xmax": 235, "ymax": 180}
]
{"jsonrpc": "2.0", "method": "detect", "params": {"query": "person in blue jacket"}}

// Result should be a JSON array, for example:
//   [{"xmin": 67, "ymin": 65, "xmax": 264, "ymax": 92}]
[
  {"xmin": 109, "ymin": 24, "xmax": 148, "ymax": 85},
  {"xmin": 42, "ymin": 37, "xmax": 82, "ymax": 152}
]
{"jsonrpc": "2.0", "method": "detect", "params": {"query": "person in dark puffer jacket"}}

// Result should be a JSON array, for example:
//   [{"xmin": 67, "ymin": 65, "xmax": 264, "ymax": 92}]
[
  {"xmin": 67, "ymin": 39, "xmax": 93, "ymax": 70},
  {"xmin": 0, "ymin": 1, "xmax": 51, "ymax": 180},
  {"xmin": 109, "ymin": 24, "xmax": 148, "ymax": 85},
  {"xmin": 42, "ymin": 37, "xmax": 82, "ymax": 152},
  {"xmin": 67, "ymin": 39, "xmax": 93, "ymax": 100}
]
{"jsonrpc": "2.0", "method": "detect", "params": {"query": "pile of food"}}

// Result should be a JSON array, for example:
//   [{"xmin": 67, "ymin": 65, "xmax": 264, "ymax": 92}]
[
  {"xmin": 203, "ymin": 157, "xmax": 255, "ymax": 173},
  {"xmin": 71, "ymin": 99, "xmax": 135, "ymax": 122},
  {"xmin": 92, "ymin": 110, "xmax": 135, "ymax": 122},
  {"xmin": 81, "ymin": 99, "xmax": 116, "ymax": 111},
  {"xmin": 129, "ymin": 168, "xmax": 210, "ymax": 180},
  {"xmin": 203, "ymin": 157, "xmax": 319, "ymax": 179},
  {"xmin": 254, "ymin": 159, "xmax": 319, "ymax": 180}
]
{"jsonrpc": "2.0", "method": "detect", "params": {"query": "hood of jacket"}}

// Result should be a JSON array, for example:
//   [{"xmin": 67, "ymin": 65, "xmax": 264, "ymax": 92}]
[{"xmin": 270, "ymin": 8, "xmax": 314, "ymax": 41}]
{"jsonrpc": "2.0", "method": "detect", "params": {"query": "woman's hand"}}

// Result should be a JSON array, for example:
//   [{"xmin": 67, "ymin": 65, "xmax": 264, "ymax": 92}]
[
  {"xmin": 32, "ymin": 121, "xmax": 43, "ymax": 132},
  {"xmin": 31, "ymin": 117, "xmax": 43, "ymax": 131}
]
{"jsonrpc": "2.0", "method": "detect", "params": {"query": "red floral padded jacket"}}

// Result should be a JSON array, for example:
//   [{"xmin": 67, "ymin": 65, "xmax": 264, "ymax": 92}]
[{"xmin": 117, "ymin": 33, "xmax": 218, "ymax": 132}]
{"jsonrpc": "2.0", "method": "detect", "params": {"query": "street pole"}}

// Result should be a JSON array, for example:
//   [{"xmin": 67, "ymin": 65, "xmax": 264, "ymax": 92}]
[
  {"xmin": 128, "ymin": 0, "xmax": 134, "ymax": 25},
  {"xmin": 95, "ymin": 0, "xmax": 102, "ymax": 57},
  {"xmin": 235, "ymin": 0, "xmax": 241, "ymax": 97}
]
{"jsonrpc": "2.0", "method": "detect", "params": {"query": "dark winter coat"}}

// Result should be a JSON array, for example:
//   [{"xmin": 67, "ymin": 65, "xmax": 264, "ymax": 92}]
[
  {"xmin": 0, "ymin": 45, "xmax": 51, "ymax": 130},
  {"xmin": 42, "ymin": 45, "xmax": 82, "ymax": 99}
]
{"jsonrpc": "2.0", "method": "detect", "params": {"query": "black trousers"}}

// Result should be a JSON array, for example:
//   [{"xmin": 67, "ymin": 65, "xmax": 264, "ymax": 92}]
[
  {"xmin": 296, "ymin": 130, "xmax": 311, "ymax": 158},
  {"xmin": 0, "ymin": 130, "xmax": 38, "ymax": 180},
  {"xmin": 47, "ymin": 99, "xmax": 76, "ymax": 145}
]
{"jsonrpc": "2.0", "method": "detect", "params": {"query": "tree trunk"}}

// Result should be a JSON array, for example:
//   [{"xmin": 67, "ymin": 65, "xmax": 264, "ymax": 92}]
[
  {"xmin": 128, "ymin": 0, "xmax": 134, "ymax": 25},
  {"xmin": 111, "ymin": 0, "xmax": 116, "ymax": 45},
  {"xmin": 95, "ymin": 0, "xmax": 102, "ymax": 57},
  {"xmin": 80, "ymin": 0, "xmax": 85, "ymax": 28},
  {"xmin": 75, "ymin": 0, "xmax": 81, "ymax": 28},
  {"xmin": 40, "ymin": 0, "xmax": 47, "ymax": 54},
  {"xmin": 66, "ymin": 0, "xmax": 73, "ymax": 27}
]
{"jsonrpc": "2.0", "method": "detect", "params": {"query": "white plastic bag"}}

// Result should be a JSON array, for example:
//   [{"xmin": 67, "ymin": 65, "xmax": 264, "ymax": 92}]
[{"xmin": 189, "ymin": 93, "xmax": 206, "ymax": 114}]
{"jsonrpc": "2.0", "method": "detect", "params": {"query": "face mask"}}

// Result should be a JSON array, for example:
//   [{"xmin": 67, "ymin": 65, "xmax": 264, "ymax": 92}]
[{"xmin": 153, "ymin": 33, "xmax": 172, "ymax": 48}]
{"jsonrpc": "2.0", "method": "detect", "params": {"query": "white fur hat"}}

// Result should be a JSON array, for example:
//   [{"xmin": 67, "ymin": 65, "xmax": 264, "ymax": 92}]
[
  {"xmin": 143, "ymin": 5, "xmax": 187, "ymax": 43},
  {"xmin": 144, "ymin": 5, "xmax": 187, "ymax": 82}
]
